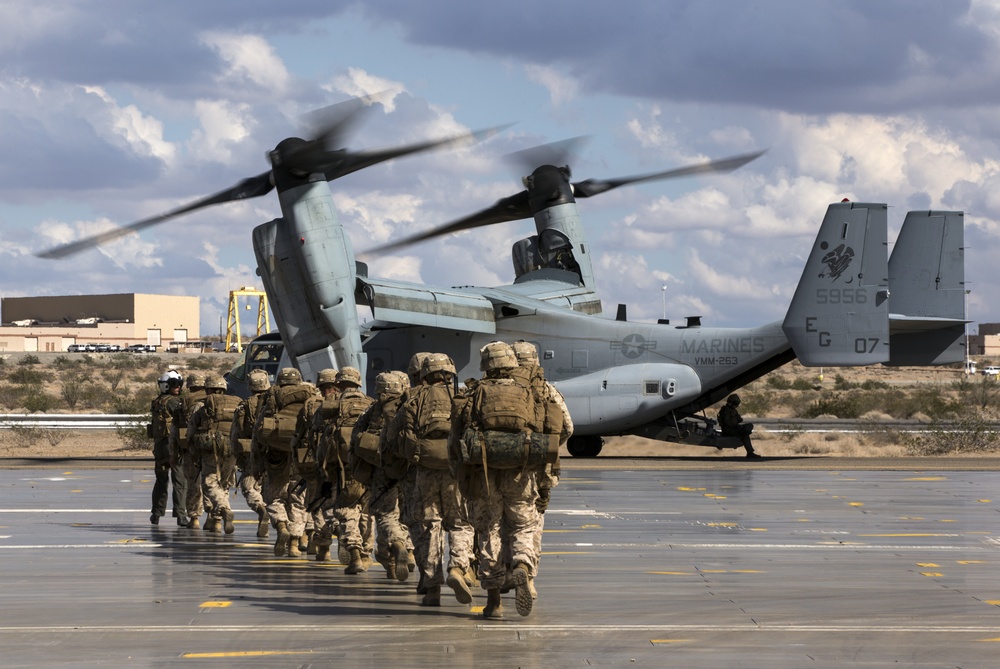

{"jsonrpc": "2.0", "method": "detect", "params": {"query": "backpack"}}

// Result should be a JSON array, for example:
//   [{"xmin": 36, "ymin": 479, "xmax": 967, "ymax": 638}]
[
  {"xmin": 148, "ymin": 394, "xmax": 174, "ymax": 441},
  {"xmin": 194, "ymin": 393, "xmax": 242, "ymax": 457},
  {"xmin": 352, "ymin": 394, "xmax": 402, "ymax": 468},
  {"xmin": 403, "ymin": 384, "xmax": 454, "ymax": 470},
  {"xmin": 470, "ymin": 377, "xmax": 533, "ymax": 432},
  {"xmin": 258, "ymin": 383, "xmax": 315, "ymax": 453},
  {"xmin": 333, "ymin": 390, "xmax": 374, "ymax": 462}
]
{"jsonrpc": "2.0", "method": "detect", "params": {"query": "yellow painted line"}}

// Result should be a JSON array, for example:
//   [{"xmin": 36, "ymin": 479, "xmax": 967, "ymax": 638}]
[
  {"xmin": 958, "ymin": 561, "xmax": 987, "ymax": 565},
  {"xmin": 796, "ymin": 519, "xmax": 812, "ymax": 522},
  {"xmin": 714, "ymin": 496, "xmax": 727, "ymax": 499},
  {"xmin": 543, "ymin": 529, "xmax": 581, "ymax": 533},
  {"xmin": 903, "ymin": 477, "xmax": 947, "ymax": 481},
  {"xmin": 978, "ymin": 499, "xmax": 992, "ymax": 503},
  {"xmin": 677, "ymin": 487, "xmax": 706, "ymax": 491},
  {"xmin": 706, "ymin": 522, "xmax": 738, "ymax": 527},
  {"xmin": 580, "ymin": 524, "xmax": 601, "ymax": 529},
  {"xmin": 917, "ymin": 563, "xmax": 940, "ymax": 568},
  {"xmin": 470, "ymin": 606, "xmax": 485, "ymax": 614},
  {"xmin": 63, "ymin": 471, "xmax": 74, "ymax": 475},
  {"xmin": 858, "ymin": 534, "xmax": 953, "ymax": 537},
  {"xmin": 985, "ymin": 601, "xmax": 1000, "ymax": 606},
  {"xmin": 139, "ymin": 479, "xmax": 151, "ymax": 483},
  {"xmin": 71, "ymin": 490, "xmax": 82, "ymax": 493},
  {"xmin": 199, "ymin": 601, "xmax": 231, "ymax": 608},
  {"xmin": 920, "ymin": 572, "xmax": 944, "ymax": 577},
  {"xmin": 939, "ymin": 519, "xmax": 958, "ymax": 523},
  {"xmin": 849, "ymin": 502, "xmax": 864, "ymax": 507},
  {"xmin": 71, "ymin": 523, "xmax": 92, "ymax": 527},
  {"xmin": 183, "ymin": 650, "xmax": 314, "ymax": 658},
  {"xmin": 650, "ymin": 639, "xmax": 691, "ymax": 644},
  {"xmin": 750, "ymin": 528, "xmax": 768, "ymax": 532},
  {"xmin": 979, "ymin": 638, "xmax": 1000, "ymax": 642}
]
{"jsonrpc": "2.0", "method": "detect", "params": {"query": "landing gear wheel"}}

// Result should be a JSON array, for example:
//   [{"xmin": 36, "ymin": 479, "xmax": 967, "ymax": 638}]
[{"xmin": 567, "ymin": 435, "xmax": 604, "ymax": 457}]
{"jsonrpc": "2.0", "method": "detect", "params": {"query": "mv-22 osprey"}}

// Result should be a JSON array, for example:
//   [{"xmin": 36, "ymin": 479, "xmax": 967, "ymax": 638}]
[{"xmin": 39, "ymin": 97, "xmax": 968, "ymax": 457}]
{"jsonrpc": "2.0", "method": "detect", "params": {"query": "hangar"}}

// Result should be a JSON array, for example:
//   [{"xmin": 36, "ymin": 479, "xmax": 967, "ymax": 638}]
[{"xmin": 0, "ymin": 293, "xmax": 199, "ymax": 352}]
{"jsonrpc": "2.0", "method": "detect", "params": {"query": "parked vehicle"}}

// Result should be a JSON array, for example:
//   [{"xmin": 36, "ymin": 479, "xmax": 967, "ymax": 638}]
[
  {"xmin": 983, "ymin": 366, "xmax": 1000, "ymax": 376},
  {"xmin": 66, "ymin": 344, "xmax": 84, "ymax": 353}
]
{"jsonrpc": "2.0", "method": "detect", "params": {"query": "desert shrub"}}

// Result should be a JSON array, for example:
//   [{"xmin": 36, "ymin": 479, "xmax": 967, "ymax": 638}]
[
  {"xmin": 52, "ymin": 355, "xmax": 81, "ymax": 370},
  {"xmin": 22, "ymin": 390, "xmax": 56, "ymax": 413},
  {"xmin": 904, "ymin": 410, "xmax": 1000, "ymax": 455},
  {"xmin": 7, "ymin": 367, "xmax": 51, "ymax": 386},
  {"xmin": 954, "ymin": 375, "xmax": 1000, "ymax": 411},
  {"xmin": 0, "ymin": 383, "xmax": 25, "ymax": 410},
  {"xmin": 101, "ymin": 367, "xmax": 127, "ymax": 392},
  {"xmin": 802, "ymin": 393, "xmax": 864, "ymax": 419},
  {"xmin": 738, "ymin": 391, "xmax": 773, "ymax": 416},
  {"xmin": 18, "ymin": 354, "xmax": 41, "ymax": 366},
  {"xmin": 859, "ymin": 379, "xmax": 890, "ymax": 390},
  {"xmin": 766, "ymin": 375, "xmax": 791, "ymax": 389},
  {"xmin": 186, "ymin": 355, "xmax": 217, "ymax": 371},
  {"xmin": 116, "ymin": 423, "xmax": 150, "ymax": 451},
  {"xmin": 790, "ymin": 377, "xmax": 815, "ymax": 391}
]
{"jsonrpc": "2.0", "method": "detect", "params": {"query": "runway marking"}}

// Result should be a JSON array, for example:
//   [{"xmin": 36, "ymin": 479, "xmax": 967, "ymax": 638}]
[
  {"xmin": 986, "ymin": 601, "xmax": 1000, "ymax": 606},
  {"xmin": 979, "ymin": 499, "xmax": 992, "ymax": 503},
  {"xmin": 904, "ymin": 477, "xmax": 948, "ymax": 481},
  {"xmin": 917, "ymin": 563, "xmax": 940, "ymax": 568},
  {"xmin": 4, "ymin": 623, "xmax": 1000, "ymax": 635},
  {"xmin": 650, "ymin": 639, "xmax": 691, "ymax": 644},
  {"xmin": 920, "ymin": 572, "xmax": 944, "ymax": 577},
  {"xmin": 199, "ymin": 601, "xmax": 231, "ymax": 608},
  {"xmin": 183, "ymin": 650, "xmax": 314, "ymax": 658}
]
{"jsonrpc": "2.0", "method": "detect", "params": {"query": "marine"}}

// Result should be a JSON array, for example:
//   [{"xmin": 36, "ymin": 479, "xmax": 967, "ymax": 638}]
[
  {"xmin": 149, "ymin": 370, "xmax": 187, "ymax": 526},
  {"xmin": 229, "ymin": 368, "xmax": 272, "ymax": 538},
  {"xmin": 187, "ymin": 374, "xmax": 242, "ymax": 534},
  {"xmin": 172, "ymin": 372, "xmax": 207, "ymax": 528}
]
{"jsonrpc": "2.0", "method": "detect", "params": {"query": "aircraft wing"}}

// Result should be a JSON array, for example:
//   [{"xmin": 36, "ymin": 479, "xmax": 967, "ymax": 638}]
[{"xmin": 356, "ymin": 276, "xmax": 603, "ymax": 332}]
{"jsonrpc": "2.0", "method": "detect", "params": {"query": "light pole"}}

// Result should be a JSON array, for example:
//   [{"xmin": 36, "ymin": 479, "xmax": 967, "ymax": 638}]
[
  {"xmin": 661, "ymin": 284, "xmax": 667, "ymax": 321},
  {"xmin": 965, "ymin": 290, "xmax": 972, "ymax": 373}
]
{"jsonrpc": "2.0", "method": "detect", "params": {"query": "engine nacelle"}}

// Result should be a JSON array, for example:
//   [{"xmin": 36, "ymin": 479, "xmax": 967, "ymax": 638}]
[{"xmin": 553, "ymin": 363, "xmax": 702, "ymax": 435}]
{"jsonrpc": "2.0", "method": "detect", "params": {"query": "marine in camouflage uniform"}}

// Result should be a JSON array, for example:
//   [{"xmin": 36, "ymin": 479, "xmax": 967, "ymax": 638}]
[
  {"xmin": 323, "ymin": 367, "xmax": 375, "ymax": 575},
  {"xmin": 171, "ymin": 372, "xmax": 207, "ymax": 528},
  {"xmin": 229, "ymin": 369, "xmax": 271, "ymax": 538},
  {"xmin": 252, "ymin": 367, "xmax": 318, "ymax": 557},
  {"xmin": 186, "ymin": 374, "xmax": 241, "ymax": 534},
  {"xmin": 149, "ymin": 370, "xmax": 187, "ymax": 526},
  {"xmin": 291, "ymin": 368, "xmax": 338, "ymax": 560},
  {"xmin": 381, "ymin": 352, "xmax": 432, "ymax": 590},
  {"xmin": 399, "ymin": 354, "xmax": 475, "ymax": 606},
  {"xmin": 512, "ymin": 340, "xmax": 573, "ymax": 599},
  {"xmin": 350, "ymin": 370, "xmax": 411, "ymax": 580},
  {"xmin": 453, "ymin": 341, "xmax": 543, "ymax": 619}
]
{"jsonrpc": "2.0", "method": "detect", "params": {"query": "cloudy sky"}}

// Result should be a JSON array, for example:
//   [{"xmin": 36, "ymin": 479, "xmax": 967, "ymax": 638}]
[{"xmin": 1, "ymin": 0, "xmax": 997, "ymax": 337}]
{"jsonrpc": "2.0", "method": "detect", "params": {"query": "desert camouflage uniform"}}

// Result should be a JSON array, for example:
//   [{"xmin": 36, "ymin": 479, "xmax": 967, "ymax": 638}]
[
  {"xmin": 186, "ymin": 377, "xmax": 239, "ymax": 533},
  {"xmin": 171, "ymin": 373, "xmax": 206, "ymax": 527},
  {"xmin": 150, "ymin": 375, "xmax": 187, "ymax": 525},
  {"xmin": 229, "ymin": 371, "xmax": 270, "ymax": 537}
]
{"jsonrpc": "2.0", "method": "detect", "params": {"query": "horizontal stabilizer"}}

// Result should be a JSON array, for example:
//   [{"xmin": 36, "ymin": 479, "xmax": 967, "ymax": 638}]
[
  {"xmin": 783, "ymin": 202, "xmax": 890, "ymax": 366},
  {"xmin": 885, "ymin": 210, "xmax": 967, "ymax": 365}
]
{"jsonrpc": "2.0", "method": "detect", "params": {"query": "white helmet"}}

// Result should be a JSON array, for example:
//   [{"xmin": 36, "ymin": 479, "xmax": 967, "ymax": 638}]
[{"xmin": 157, "ymin": 370, "xmax": 183, "ymax": 394}]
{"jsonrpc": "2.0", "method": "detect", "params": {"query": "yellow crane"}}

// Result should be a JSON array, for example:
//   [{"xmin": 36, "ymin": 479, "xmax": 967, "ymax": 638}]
[{"xmin": 225, "ymin": 287, "xmax": 270, "ymax": 353}]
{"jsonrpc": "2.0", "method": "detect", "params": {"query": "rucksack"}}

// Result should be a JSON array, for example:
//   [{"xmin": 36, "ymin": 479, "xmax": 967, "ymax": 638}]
[
  {"xmin": 470, "ymin": 377, "xmax": 533, "ymax": 432},
  {"xmin": 403, "ymin": 384, "xmax": 454, "ymax": 469},
  {"xmin": 148, "ymin": 394, "xmax": 174, "ymax": 441},
  {"xmin": 194, "ymin": 393, "xmax": 242, "ymax": 456},
  {"xmin": 333, "ymin": 390, "xmax": 374, "ymax": 462},
  {"xmin": 258, "ymin": 383, "xmax": 315, "ymax": 453},
  {"xmin": 352, "ymin": 393, "xmax": 403, "ymax": 468}
]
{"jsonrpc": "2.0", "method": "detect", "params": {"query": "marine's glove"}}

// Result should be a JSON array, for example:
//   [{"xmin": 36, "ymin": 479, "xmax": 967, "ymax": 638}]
[{"xmin": 535, "ymin": 486, "xmax": 551, "ymax": 514}]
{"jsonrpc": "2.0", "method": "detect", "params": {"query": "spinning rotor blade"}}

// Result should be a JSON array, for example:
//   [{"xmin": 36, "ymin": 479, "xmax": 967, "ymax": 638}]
[
  {"xmin": 361, "ymin": 147, "xmax": 764, "ymax": 257},
  {"xmin": 36, "ymin": 172, "xmax": 274, "ymax": 259},
  {"xmin": 572, "ymin": 150, "xmax": 765, "ymax": 198},
  {"xmin": 361, "ymin": 190, "xmax": 530, "ymax": 257}
]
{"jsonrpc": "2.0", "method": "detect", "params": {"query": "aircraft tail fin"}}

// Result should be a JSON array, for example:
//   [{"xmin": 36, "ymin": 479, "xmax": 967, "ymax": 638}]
[
  {"xmin": 782, "ymin": 202, "xmax": 890, "ymax": 366},
  {"xmin": 885, "ymin": 210, "xmax": 967, "ymax": 365}
]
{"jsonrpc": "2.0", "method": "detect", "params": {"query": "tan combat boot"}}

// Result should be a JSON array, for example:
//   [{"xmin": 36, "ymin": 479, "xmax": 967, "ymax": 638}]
[
  {"xmin": 274, "ymin": 521, "xmax": 290, "ymax": 557},
  {"xmin": 203, "ymin": 517, "xmax": 219, "ymax": 533},
  {"xmin": 256, "ymin": 507, "xmax": 269, "ymax": 538},
  {"xmin": 222, "ymin": 509, "xmax": 235, "ymax": 535},
  {"xmin": 483, "ymin": 588, "xmax": 503, "ymax": 619},
  {"xmin": 447, "ymin": 567, "xmax": 473, "ymax": 604},
  {"xmin": 421, "ymin": 585, "xmax": 441, "ymax": 607},
  {"xmin": 298, "ymin": 533, "xmax": 309, "ymax": 553},
  {"xmin": 512, "ymin": 563, "xmax": 533, "ymax": 617},
  {"xmin": 315, "ymin": 545, "xmax": 331, "ymax": 562},
  {"xmin": 305, "ymin": 530, "xmax": 317, "ymax": 555},
  {"xmin": 345, "ymin": 548, "xmax": 364, "ymax": 574},
  {"xmin": 288, "ymin": 536, "xmax": 302, "ymax": 558},
  {"xmin": 390, "ymin": 542, "xmax": 409, "ymax": 583},
  {"xmin": 187, "ymin": 516, "xmax": 201, "ymax": 530}
]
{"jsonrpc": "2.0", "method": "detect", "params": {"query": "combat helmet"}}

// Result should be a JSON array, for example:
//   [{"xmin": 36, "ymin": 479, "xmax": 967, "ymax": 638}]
[
  {"xmin": 407, "ymin": 352, "xmax": 432, "ymax": 383},
  {"xmin": 374, "ymin": 370, "xmax": 407, "ymax": 396},
  {"xmin": 727, "ymin": 394, "xmax": 741, "ymax": 406},
  {"xmin": 420, "ymin": 352, "xmax": 456, "ymax": 380},
  {"xmin": 480, "ymin": 341, "xmax": 518, "ymax": 372},
  {"xmin": 336, "ymin": 366, "xmax": 362, "ymax": 388},
  {"xmin": 247, "ymin": 368, "xmax": 271, "ymax": 393},
  {"xmin": 186, "ymin": 372, "xmax": 207, "ymax": 390},
  {"xmin": 276, "ymin": 367, "xmax": 303, "ymax": 386},
  {"xmin": 316, "ymin": 368, "xmax": 338, "ymax": 388},
  {"xmin": 157, "ymin": 370, "xmax": 183, "ymax": 394},
  {"xmin": 512, "ymin": 340, "xmax": 539, "ymax": 365},
  {"xmin": 204, "ymin": 374, "xmax": 227, "ymax": 392}
]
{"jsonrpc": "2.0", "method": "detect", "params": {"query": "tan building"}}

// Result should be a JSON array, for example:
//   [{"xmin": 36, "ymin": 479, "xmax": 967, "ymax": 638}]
[
  {"xmin": 969, "ymin": 323, "xmax": 1000, "ymax": 359},
  {"xmin": 0, "ymin": 293, "xmax": 199, "ymax": 352}
]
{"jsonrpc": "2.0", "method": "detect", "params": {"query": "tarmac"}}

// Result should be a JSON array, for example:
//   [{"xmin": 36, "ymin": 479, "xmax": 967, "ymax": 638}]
[{"xmin": 1, "ymin": 457, "xmax": 998, "ymax": 668}]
